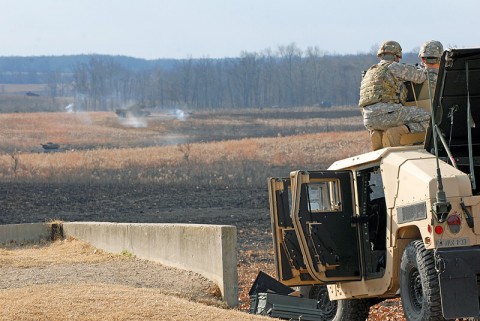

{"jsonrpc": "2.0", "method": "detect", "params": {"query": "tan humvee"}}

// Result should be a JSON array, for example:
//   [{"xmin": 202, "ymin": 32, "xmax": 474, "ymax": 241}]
[{"xmin": 267, "ymin": 48, "xmax": 480, "ymax": 321}]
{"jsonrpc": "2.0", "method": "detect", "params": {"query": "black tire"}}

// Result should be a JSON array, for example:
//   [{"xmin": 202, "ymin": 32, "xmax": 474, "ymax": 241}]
[
  {"xmin": 309, "ymin": 285, "xmax": 370, "ymax": 321},
  {"xmin": 400, "ymin": 240, "xmax": 445, "ymax": 321}
]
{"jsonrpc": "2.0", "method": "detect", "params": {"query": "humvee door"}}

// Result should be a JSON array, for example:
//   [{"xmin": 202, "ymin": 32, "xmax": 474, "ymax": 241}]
[
  {"xmin": 290, "ymin": 170, "xmax": 362, "ymax": 283},
  {"xmin": 268, "ymin": 176, "xmax": 315, "ymax": 286},
  {"xmin": 268, "ymin": 170, "xmax": 362, "ymax": 286}
]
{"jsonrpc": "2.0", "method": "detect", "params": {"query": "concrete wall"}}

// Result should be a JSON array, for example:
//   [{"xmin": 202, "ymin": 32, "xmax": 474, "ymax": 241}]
[
  {"xmin": 62, "ymin": 222, "xmax": 238, "ymax": 307},
  {"xmin": 0, "ymin": 223, "xmax": 50, "ymax": 244}
]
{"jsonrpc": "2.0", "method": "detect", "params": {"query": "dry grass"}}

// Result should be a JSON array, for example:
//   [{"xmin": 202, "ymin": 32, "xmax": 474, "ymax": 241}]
[
  {"xmin": 0, "ymin": 239, "xmax": 274, "ymax": 321},
  {"xmin": 237, "ymin": 248, "xmax": 276, "ymax": 311},
  {"xmin": 0, "ymin": 112, "xmax": 171, "ymax": 151},
  {"xmin": 0, "ymin": 284, "xmax": 275, "ymax": 321},
  {"xmin": 0, "ymin": 131, "xmax": 369, "ymax": 182},
  {"xmin": 0, "ymin": 108, "xmax": 369, "ymax": 185},
  {"xmin": 0, "ymin": 237, "xmax": 119, "ymax": 268},
  {"xmin": 0, "ymin": 107, "xmax": 363, "ymax": 152}
]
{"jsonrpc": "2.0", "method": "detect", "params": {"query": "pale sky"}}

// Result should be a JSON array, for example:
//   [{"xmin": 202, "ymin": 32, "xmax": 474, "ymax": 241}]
[{"xmin": 0, "ymin": 0, "xmax": 478, "ymax": 59}]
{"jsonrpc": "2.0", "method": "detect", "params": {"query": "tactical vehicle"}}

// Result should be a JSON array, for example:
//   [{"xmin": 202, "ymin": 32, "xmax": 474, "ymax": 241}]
[{"xmin": 266, "ymin": 48, "xmax": 480, "ymax": 320}]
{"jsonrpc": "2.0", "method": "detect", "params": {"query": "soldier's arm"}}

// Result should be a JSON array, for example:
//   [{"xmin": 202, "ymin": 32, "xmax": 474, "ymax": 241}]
[{"xmin": 389, "ymin": 63, "xmax": 426, "ymax": 84}]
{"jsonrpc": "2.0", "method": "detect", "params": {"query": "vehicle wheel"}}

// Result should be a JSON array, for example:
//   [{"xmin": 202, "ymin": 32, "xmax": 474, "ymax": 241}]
[
  {"xmin": 309, "ymin": 285, "xmax": 370, "ymax": 321},
  {"xmin": 400, "ymin": 240, "xmax": 445, "ymax": 321}
]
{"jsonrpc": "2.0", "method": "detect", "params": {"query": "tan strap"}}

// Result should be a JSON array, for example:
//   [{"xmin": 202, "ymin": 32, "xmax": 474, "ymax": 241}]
[{"xmin": 410, "ymin": 81, "xmax": 418, "ymax": 107}]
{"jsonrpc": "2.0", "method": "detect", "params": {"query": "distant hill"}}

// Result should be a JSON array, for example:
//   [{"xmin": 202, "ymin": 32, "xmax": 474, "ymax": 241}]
[
  {"xmin": 0, "ymin": 55, "xmax": 179, "ymax": 84},
  {"xmin": 0, "ymin": 51, "xmax": 421, "ymax": 81}
]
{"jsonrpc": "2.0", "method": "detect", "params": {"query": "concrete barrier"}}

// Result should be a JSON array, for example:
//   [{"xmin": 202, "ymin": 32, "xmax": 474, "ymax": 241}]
[
  {"xmin": 62, "ymin": 222, "xmax": 238, "ymax": 307},
  {"xmin": 0, "ymin": 223, "xmax": 50, "ymax": 244}
]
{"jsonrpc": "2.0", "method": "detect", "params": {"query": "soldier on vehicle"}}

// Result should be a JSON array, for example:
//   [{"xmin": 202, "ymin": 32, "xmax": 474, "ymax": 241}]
[
  {"xmin": 419, "ymin": 40, "xmax": 444, "ymax": 99},
  {"xmin": 359, "ymin": 40, "xmax": 430, "ymax": 150}
]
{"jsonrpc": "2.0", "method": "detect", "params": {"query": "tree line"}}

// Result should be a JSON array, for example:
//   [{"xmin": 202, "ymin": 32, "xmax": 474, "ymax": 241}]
[{"xmin": 0, "ymin": 44, "xmax": 421, "ymax": 110}]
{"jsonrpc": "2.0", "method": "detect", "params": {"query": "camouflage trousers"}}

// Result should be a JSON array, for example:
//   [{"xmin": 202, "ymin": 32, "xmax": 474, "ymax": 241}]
[{"xmin": 362, "ymin": 102, "xmax": 430, "ymax": 133}]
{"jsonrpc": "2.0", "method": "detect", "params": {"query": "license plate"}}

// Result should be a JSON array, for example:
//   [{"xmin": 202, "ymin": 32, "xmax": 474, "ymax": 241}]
[{"xmin": 435, "ymin": 237, "xmax": 470, "ymax": 248}]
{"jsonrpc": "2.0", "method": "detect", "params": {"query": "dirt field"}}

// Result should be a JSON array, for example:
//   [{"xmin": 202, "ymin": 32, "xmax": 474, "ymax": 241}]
[{"xmin": 0, "ymin": 182, "xmax": 270, "ymax": 251}]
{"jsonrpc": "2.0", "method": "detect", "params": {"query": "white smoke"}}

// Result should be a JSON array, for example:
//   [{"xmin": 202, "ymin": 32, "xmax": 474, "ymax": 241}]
[
  {"xmin": 65, "ymin": 103, "xmax": 74, "ymax": 113},
  {"xmin": 175, "ymin": 108, "xmax": 186, "ymax": 121}
]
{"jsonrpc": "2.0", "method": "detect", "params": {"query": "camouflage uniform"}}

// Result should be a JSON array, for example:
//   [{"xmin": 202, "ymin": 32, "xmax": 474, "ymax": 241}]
[
  {"xmin": 360, "ymin": 60, "xmax": 430, "ymax": 133},
  {"xmin": 424, "ymin": 67, "xmax": 439, "ymax": 98},
  {"xmin": 419, "ymin": 40, "xmax": 443, "ymax": 99}
]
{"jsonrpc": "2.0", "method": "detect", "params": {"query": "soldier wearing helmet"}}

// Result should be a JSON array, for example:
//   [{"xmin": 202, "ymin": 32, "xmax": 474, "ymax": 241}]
[
  {"xmin": 359, "ymin": 40, "xmax": 430, "ymax": 150},
  {"xmin": 419, "ymin": 40, "xmax": 443, "ymax": 98}
]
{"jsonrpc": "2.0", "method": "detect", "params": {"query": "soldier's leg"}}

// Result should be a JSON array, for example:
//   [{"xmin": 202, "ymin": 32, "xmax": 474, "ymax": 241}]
[
  {"xmin": 406, "ymin": 119, "xmax": 430, "ymax": 133},
  {"xmin": 364, "ymin": 104, "xmax": 411, "ymax": 131},
  {"xmin": 397, "ymin": 107, "xmax": 430, "ymax": 133},
  {"xmin": 406, "ymin": 122, "xmax": 426, "ymax": 133}
]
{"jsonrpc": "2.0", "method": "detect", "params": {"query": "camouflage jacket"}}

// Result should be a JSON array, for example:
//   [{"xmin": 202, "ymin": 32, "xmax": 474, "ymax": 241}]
[{"xmin": 359, "ymin": 60, "xmax": 426, "ymax": 107}]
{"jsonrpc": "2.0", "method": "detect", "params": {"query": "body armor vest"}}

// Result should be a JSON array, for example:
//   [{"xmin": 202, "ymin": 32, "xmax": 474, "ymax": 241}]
[{"xmin": 359, "ymin": 61, "xmax": 407, "ymax": 107}]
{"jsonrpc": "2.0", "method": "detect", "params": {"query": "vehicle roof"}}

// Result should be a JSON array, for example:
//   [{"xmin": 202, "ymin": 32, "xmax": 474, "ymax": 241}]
[{"xmin": 328, "ymin": 145, "xmax": 426, "ymax": 170}]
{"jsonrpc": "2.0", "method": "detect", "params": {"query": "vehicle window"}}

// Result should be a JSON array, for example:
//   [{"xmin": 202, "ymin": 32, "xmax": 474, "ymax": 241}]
[
  {"xmin": 307, "ymin": 180, "xmax": 341, "ymax": 212},
  {"xmin": 369, "ymin": 172, "xmax": 384, "ymax": 200}
]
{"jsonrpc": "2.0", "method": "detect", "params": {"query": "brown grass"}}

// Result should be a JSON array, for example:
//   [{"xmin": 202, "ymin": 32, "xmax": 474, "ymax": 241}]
[
  {"xmin": 0, "ymin": 112, "xmax": 161, "ymax": 151},
  {"xmin": 0, "ymin": 107, "xmax": 363, "ymax": 152},
  {"xmin": 0, "ymin": 131, "xmax": 369, "ymax": 182},
  {"xmin": 0, "ymin": 284, "xmax": 275, "ymax": 321},
  {"xmin": 237, "ymin": 248, "xmax": 276, "ymax": 311},
  {"xmin": 0, "ymin": 237, "xmax": 119, "ymax": 268},
  {"xmin": 0, "ymin": 239, "xmax": 274, "ymax": 321},
  {"xmin": 0, "ymin": 108, "xmax": 369, "ymax": 184}
]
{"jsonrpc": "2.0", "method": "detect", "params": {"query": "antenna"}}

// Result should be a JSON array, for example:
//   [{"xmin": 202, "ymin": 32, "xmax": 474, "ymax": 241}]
[
  {"xmin": 466, "ymin": 60, "xmax": 476, "ymax": 190},
  {"xmin": 427, "ymin": 67, "xmax": 451, "ymax": 223}
]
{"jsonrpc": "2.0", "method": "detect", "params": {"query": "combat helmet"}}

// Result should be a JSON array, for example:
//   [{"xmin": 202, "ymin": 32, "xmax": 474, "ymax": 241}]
[
  {"xmin": 377, "ymin": 40, "xmax": 402, "ymax": 58},
  {"xmin": 419, "ymin": 40, "xmax": 443, "ymax": 63}
]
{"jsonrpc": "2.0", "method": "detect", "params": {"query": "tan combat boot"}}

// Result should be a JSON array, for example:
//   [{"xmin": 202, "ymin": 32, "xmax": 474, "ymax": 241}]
[
  {"xmin": 370, "ymin": 130, "xmax": 384, "ymax": 151},
  {"xmin": 383, "ymin": 125, "xmax": 409, "ymax": 147}
]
